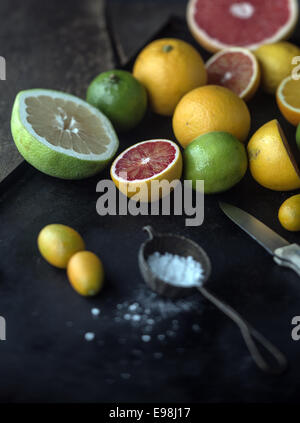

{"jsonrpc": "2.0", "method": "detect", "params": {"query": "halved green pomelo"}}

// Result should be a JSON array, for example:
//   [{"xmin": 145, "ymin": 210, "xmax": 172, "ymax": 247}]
[{"xmin": 11, "ymin": 89, "xmax": 119, "ymax": 179}]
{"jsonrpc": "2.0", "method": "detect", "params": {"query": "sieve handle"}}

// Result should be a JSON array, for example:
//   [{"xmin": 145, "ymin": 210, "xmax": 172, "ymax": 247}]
[{"xmin": 198, "ymin": 286, "xmax": 287, "ymax": 374}]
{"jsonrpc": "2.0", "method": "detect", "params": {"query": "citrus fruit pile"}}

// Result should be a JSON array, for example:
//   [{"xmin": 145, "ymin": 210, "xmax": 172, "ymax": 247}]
[
  {"xmin": 10, "ymin": 0, "xmax": 300, "ymax": 305},
  {"xmin": 38, "ymin": 224, "xmax": 104, "ymax": 297}
]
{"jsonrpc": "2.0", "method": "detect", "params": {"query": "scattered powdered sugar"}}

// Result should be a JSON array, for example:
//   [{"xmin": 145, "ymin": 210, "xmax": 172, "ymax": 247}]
[
  {"xmin": 147, "ymin": 252, "xmax": 204, "ymax": 287},
  {"xmin": 117, "ymin": 287, "xmax": 200, "ymax": 322},
  {"xmin": 91, "ymin": 308, "xmax": 101, "ymax": 317},
  {"xmin": 112, "ymin": 283, "xmax": 202, "ymax": 350},
  {"xmin": 84, "ymin": 332, "xmax": 95, "ymax": 341}
]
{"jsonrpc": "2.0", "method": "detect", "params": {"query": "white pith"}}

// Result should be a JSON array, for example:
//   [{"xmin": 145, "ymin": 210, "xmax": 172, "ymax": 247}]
[
  {"xmin": 19, "ymin": 89, "xmax": 119, "ymax": 161},
  {"xmin": 187, "ymin": 0, "xmax": 298, "ymax": 51},
  {"xmin": 111, "ymin": 139, "xmax": 180, "ymax": 182},
  {"xmin": 278, "ymin": 75, "xmax": 300, "ymax": 112},
  {"xmin": 205, "ymin": 47, "xmax": 259, "ymax": 98}
]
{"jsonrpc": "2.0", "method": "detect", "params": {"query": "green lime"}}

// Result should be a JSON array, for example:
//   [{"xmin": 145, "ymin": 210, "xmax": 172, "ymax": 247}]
[
  {"xmin": 296, "ymin": 123, "xmax": 300, "ymax": 152},
  {"xmin": 11, "ymin": 89, "xmax": 119, "ymax": 179},
  {"xmin": 184, "ymin": 131, "xmax": 248, "ymax": 194},
  {"xmin": 86, "ymin": 70, "xmax": 147, "ymax": 132}
]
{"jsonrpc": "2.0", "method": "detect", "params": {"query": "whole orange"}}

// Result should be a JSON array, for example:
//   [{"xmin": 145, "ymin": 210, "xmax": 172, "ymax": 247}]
[
  {"xmin": 173, "ymin": 85, "xmax": 251, "ymax": 148},
  {"xmin": 133, "ymin": 38, "xmax": 207, "ymax": 116}
]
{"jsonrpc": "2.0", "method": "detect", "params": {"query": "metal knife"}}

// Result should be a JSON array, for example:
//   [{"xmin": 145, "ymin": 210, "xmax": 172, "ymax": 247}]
[{"xmin": 219, "ymin": 202, "xmax": 300, "ymax": 277}]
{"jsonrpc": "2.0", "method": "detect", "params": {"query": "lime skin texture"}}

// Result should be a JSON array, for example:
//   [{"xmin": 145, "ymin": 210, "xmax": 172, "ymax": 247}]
[
  {"xmin": 86, "ymin": 70, "xmax": 148, "ymax": 132},
  {"xmin": 184, "ymin": 131, "xmax": 248, "ymax": 194}
]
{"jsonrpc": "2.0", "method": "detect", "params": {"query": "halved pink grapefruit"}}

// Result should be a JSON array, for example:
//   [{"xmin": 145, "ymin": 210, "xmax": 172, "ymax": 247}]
[
  {"xmin": 206, "ymin": 47, "xmax": 260, "ymax": 101},
  {"xmin": 110, "ymin": 139, "xmax": 182, "ymax": 202},
  {"xmin": 187, "ymin": 0, "xmax": 298, "ymax": 52}
]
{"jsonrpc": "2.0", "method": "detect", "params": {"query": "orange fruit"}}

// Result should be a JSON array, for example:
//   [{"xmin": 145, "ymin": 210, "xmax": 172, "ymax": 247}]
[
  {"xmin": 205, "ymin": 47, "xmax": 260, "ymax": 101},
  {"xmin": 247, "ymin": 119, "xmax": 300, "ymax": 191},
  {"xmin": 172, "ymin": 85, "xmax": 251, "ymax": 148},
  {"xmin": 37, "ymin": 224, "xmax": 85, "ymax": 269},
  {"xmin": 67, "ymin": 251, "xmax": 104, "ymax": 296},
  {"xmin": 278, "ymin": 194, "xmax": 300, "ymax": 231},
  {"xmin": 187, "ymin": 0, "xmax": 298, "ymax": 53},
  {"xmin": 110, "ymin": 139, "xmax": 182, "ymax": 202},
  {"xmin": 277, "ymin": 76, "xmax": 300, "ymax": 126},
  {"xmin": 133, "ymin": 38, "xmax": 207, "ymax": 116}
]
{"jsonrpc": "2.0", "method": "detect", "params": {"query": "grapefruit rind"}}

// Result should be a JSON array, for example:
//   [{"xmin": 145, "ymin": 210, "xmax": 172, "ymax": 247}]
[
  {"xmin": 187, "ymin": 0, "xmax": 299, "ymax": 52},
  {"xmin": 11, "ymin": 89, "xmax": 119, "ymax": 180},
  {"xmin": 205, "ymin": 47, "xmax": 261, "ymax": 100}
]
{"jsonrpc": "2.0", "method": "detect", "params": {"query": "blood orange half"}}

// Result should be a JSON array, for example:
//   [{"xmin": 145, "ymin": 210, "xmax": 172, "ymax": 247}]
[
  {"xmin": 187, "ymin": 0, "xmax": 298, "ymax": 52},
  {"xmin": 110, "ymin": 139, "xmax": 182, "ymax": 202},
  {"xmin": 206, "ymin": 47, "xmax": 260, "ymax": 101}
]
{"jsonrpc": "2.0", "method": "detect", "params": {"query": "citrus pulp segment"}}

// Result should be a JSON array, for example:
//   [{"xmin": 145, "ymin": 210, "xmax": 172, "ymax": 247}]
[
  {"xmin": 205, "ymin": 47, "xmax": 260, "ymax": 100},
  {"xmin": 110, "ymin": 139, "xmax": 182, "ymax": 202}
]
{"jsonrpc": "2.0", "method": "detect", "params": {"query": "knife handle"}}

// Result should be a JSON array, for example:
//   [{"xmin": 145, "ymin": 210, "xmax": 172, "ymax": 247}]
[{"xmin": 274, "ymin": 244, "xmax": 300, "ymax": 277}]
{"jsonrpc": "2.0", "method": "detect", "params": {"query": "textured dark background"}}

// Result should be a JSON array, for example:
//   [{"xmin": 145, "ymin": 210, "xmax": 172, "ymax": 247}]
[{"xmin": 1, "ymin": 0, "xmax": 300, "ymax": 403}]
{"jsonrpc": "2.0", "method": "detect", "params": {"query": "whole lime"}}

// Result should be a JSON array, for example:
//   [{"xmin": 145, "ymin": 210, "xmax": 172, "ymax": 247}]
[
  {"xmin": 184, "ymin": 132, "xmax": 248, "ymax": 194},
  {"xmin": 86, "ymin": 70, "xmax": 147, "ymax": 132}
]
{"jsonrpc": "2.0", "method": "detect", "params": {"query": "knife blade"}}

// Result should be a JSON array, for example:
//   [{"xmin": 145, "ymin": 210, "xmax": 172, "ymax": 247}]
[{"xmin": 219, "ymin": 201, "xmax": 290, "ymax": 255}]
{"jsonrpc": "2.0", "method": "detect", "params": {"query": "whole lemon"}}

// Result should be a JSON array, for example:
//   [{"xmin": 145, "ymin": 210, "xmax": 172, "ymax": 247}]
[
  {"xmin": 133, "ymin": 38, "xmax": 207, "ymax": 116},
  {"xmin": 278, "ymin": 194, "xmax": 300, "ymax": 231},
  {"xmin": 173, "ymin": 85, "xmax": 251, "ymax": 148},
  {"xmin": 38, "ymin": 224, "xmax": 85, "ymax": 269},
  {"xmin": 255, "ymin": 42, "xmax": 300, "ymax": 94},
  {"xmin": 247, "ymin": 119, "xmax": 300, "ymax": 191},
  {"xmin": 184, "ymin": 131, "xmax": 248, "ymax": 194},
  {"xmin": 67, "ymin": 251, "xmax": 104, "ymax": 296}
]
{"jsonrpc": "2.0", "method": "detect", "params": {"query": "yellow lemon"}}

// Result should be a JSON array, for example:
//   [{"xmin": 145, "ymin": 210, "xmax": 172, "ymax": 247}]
[
  {"xmin": 247, "ymin": 119, "xmax": 300, "ymax": 191},
  {"xmin": 133, "ymin": 38, "xmax": 207, "ymax": 116},
  {"xmin": 172, "ymin": 85, "xmax": 251, "ymax": 148},
  {"xmin": 254, "ymin": 42, "xmax": 300, "ymax": 94},
  {"xmin": 67, "ymin": 251, "xmax": 104, "ymax": 296},
  {"xmin": 38, "ymin": 224, "xmax": 85, "ymax": 269},
  {"xmin": 278, "ymin": 194, "xmax": 300, "ymax": 231}
]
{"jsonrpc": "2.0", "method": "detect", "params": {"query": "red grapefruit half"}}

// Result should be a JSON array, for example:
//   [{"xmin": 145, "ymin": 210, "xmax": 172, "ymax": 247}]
[
  {"xmin": 187, "ymin": 0, "xmax": 298, "ymax": 52},
  {"xmin": 110, "ymin": 139, "xmax": 183, "ymax": 202},
  {"xmin": 206, "ymin": 47, "xmax": 260, "ymax": 101}
]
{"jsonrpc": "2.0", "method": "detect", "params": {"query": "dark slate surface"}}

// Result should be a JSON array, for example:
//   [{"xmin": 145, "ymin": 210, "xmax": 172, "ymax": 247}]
[
  {"xmin": 1, "ymin": 3, "xmax": 300, "ymax": 403},
  {"xmin": 0, "ymin": 0, "xmax": 113, "ymax": 183},
  {"xmin": 107, "ymin": 0, "xmax": 186, "ymax": 63}
]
